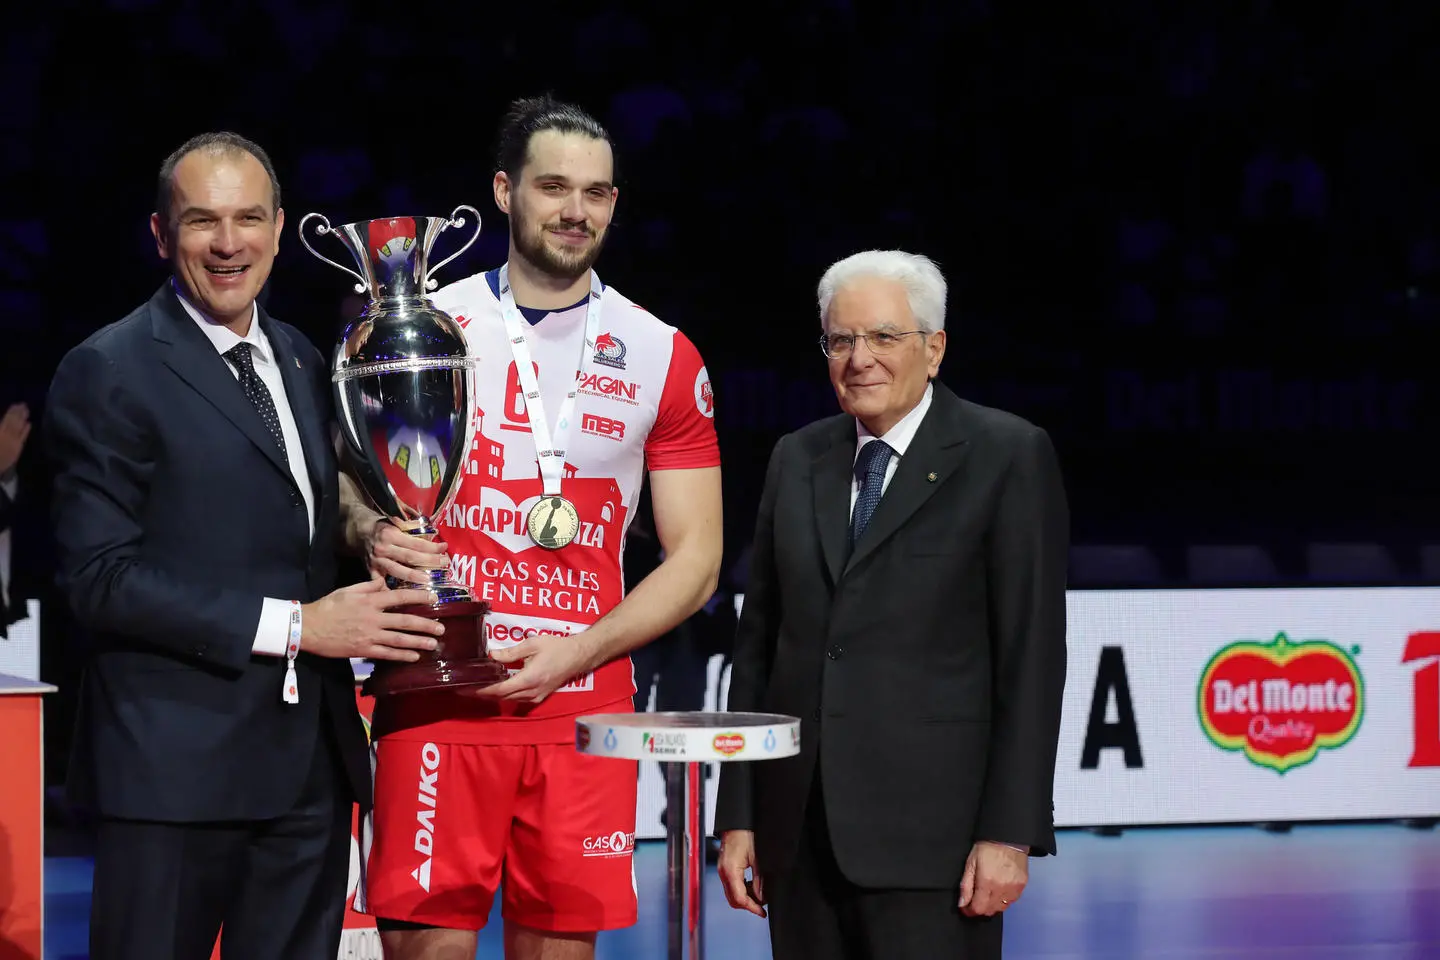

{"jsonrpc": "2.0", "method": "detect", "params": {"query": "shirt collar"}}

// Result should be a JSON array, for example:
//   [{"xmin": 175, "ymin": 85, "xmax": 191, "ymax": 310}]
[
  {"xmin": 172, "ymin": 281, "xmax": 272, "ymax": 365},
  {"xmin": 855, "ymin": 382, "xmax": 934, "ymax": 461}
]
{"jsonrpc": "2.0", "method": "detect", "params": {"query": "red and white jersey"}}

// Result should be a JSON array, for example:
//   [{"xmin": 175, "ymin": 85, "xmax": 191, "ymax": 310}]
[{"xmin": 372, "ymin": 268, "xmax": 719, "ymax": 746}]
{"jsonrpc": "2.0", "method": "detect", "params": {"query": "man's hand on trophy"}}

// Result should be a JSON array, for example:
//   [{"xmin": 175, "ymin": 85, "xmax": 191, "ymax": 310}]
[
  {"xmin": 464, "ymin": 633, "xmax": 592, "ymax": 704},
  {"xmin": 301, "ymin": 579, "xmax": 444, "ymax": 662},
  {"xmin": 365, "ymin": 520, "xmax": 451, "ymax": 586}
]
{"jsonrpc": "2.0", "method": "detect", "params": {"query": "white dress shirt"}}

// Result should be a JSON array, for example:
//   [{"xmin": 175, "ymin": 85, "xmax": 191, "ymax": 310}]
[
  {"xmin": 849, "ymin": 382, "xmax": 934, "ymax": 518},
  {"xmin": 176, "ymin": 290, "xmax": 315, "ymax": 657}
]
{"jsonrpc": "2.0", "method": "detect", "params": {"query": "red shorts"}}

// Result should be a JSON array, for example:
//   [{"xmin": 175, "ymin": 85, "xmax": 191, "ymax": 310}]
[{"xmin": 356, "ymin": 739, "xmax": 638, "ymax": 932}]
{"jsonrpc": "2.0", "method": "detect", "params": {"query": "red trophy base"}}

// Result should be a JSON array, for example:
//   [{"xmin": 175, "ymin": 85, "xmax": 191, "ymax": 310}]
[{"xmin": 361, "ymin": 599, "xmax": 508, "ymax": 697}]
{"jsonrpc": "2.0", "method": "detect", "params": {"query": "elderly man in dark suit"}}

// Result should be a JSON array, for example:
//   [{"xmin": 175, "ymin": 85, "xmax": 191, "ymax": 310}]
[
  {"xmin": 715, "ymin": 250, "xmax": 1069, "ymax": 959},
  {"xmin": 45, "ymin": 131, "xmax": 445, "ymax": 960}
]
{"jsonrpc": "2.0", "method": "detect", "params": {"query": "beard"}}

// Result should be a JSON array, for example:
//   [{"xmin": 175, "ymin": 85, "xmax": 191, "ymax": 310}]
[{"xmin": 510, "ymin": 202, "xmax": 608, "ymax": 282}]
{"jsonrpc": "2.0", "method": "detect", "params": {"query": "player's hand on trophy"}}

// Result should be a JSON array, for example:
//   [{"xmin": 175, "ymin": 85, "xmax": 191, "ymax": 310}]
[
  {"xmin": 301, "ymin": 579, "xmax": 444, "ymax": 661},
  {"xmin": 364, "ymin": 519, "xmax": 451, "ymax": 586},
  {"xmin": 464, "ymin": 633, "xmax": 592, "ymax": 704}
]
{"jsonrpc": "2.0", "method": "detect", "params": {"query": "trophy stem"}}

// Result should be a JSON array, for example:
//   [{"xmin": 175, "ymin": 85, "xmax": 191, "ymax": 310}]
[
  {"xmin": 382, "ymin": 522, "xmax": 468, "ymax": 598},
  {"xmin": 389, "ymin": 564, "xmax": 473, "ymax": 604},
  {"xmin": 389, "ymin": 516, "xmax": 441, "ymax": 538}
]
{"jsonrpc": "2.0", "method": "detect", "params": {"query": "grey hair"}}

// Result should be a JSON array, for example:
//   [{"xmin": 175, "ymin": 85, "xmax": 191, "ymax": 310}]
[{"xmin": 816, "ymin": 250, "xmax": 948, "ymax": 333}]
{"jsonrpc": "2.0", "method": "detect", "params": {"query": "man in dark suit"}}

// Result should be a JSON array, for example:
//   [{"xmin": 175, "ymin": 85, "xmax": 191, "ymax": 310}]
[
  {"xmin": 714, "ymin": 250, "xmax": 1069, "ymax": 959},
  {"xmin": 45, "ymin": 131, "xmax": 446, "ymax": 960}
]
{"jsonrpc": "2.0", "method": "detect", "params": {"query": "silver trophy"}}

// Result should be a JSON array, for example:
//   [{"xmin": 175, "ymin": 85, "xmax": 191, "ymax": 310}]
[{"xmin": 299, "ymin": 207, "xmax": 506, "ymax": 698}]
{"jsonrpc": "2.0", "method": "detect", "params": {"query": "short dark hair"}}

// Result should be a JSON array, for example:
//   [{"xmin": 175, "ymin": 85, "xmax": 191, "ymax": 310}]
[
  {"xmin": 494, "ymin": 95, "xmax": 615, "ymax": 182},
  {"xmin": 155, "ymin": 131, "xmax": 282, "ymax": 228}
]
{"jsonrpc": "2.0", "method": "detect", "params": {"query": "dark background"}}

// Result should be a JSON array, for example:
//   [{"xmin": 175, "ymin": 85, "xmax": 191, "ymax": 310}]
[{"xmin": 3, "ymin": 0, "xmax": 1438, "ymax": 787}]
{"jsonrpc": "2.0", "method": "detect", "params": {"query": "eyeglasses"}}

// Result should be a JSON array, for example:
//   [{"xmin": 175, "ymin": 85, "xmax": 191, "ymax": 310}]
[{"xmin": 818, "ymin": 330, "xmax": 928, "ymax": 360}]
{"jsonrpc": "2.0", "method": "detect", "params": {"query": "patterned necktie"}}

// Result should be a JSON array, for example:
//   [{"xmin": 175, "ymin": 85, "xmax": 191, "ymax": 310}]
[
  {"xmin": 849, "ymin": 439, "xmax": 894, "ymax": 547},
  {"xmin": 225, "ymin": 343, "xmax": 288, "ymax": 459}
]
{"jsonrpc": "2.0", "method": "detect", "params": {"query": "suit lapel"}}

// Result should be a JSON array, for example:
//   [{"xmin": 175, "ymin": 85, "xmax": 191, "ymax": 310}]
[
  {"xmin": 811, "ymin": 422, "xmax": 855, "ymax": 586},
  {"xmin": 149, "ymin": 284, "xmax": 294, "ymax": 485},
  {"xmin": 266, "ymin": 315, "xmax": 329, "ymax": 505},
  {"xmin": 844, "ymin": 386, "xmax": 972, "ymax": 574}
]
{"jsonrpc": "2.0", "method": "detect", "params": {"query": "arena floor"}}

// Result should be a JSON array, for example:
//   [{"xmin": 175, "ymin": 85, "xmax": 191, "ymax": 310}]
[{"xmin": 42, "ymin": 821, "xmax": 1440, "ymax": 959}]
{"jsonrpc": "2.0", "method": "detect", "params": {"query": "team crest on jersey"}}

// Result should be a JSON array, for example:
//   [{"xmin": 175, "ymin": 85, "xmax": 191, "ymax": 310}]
[
  {"xmin": 694, "ymin": 367, "xmax": 714, "ymax": 419},
  {"xmin": 593, "ymin": 332, "xmax": 627, "ymax": 370}
]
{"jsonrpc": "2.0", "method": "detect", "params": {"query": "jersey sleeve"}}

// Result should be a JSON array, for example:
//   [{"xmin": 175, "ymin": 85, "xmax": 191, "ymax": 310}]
[{"xmin": 645, "ymin": 330, "xmax": 720, "ymax": 470}]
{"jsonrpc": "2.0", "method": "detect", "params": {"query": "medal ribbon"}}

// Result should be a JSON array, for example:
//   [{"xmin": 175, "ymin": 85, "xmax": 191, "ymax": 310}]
[{"xmin": 496, "ymin": 263, "xmax": 604, "ymax": 498}]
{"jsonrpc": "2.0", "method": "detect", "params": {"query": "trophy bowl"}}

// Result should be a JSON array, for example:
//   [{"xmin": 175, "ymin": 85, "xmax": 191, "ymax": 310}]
[{"xmin": 300, "ymin": 206, "xmax": 507, "ymax": 697}]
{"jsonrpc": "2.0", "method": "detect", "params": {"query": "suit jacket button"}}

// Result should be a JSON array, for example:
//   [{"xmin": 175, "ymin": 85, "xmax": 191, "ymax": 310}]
[
  {"xmin": 826, "ymin": 645, "xmax": 842, "ymax": 660},
  {"xmin": 811, "ymin": 708, "xmax": 821, "ymax": 721}
]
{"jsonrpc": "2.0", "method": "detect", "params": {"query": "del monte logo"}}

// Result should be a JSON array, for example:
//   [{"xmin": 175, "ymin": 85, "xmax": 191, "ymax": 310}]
[
  {"xmin": 713, "ymin": 733, "xmax": 746, "ymax": 757},
  {"xmin": 1199, "ymin": 632, "xmax": 1363, "ymax": 773}
]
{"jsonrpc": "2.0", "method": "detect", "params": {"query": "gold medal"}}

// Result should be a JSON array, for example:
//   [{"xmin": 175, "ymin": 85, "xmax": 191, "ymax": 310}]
[{"xmin": 526, "ymin": 495, "xmax": 581, "ymax": 550}]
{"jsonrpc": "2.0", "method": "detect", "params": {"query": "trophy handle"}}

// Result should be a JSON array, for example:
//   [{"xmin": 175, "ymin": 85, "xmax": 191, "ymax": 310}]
[
  {"xmin": 424, "ymin": 205, "xmax": 483, "ymax": 292},
  {"xmin": 298, "ymin": 213, "xmax": 368, "ymax": 294}
]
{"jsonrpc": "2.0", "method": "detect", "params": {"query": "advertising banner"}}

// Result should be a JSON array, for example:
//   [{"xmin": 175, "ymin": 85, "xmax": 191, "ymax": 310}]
[
  {"xmin": 1056, "ymin": 587, "xmax": 1440, "ymax": 826},
  {"xmin": 636, "ymin": 587, "xmax": 1440, "ymax": 836}
]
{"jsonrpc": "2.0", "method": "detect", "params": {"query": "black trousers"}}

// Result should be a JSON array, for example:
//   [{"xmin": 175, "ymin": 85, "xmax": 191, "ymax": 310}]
[
  {"xmin": 88, "ymin": 722, "xmax": 353, "ymax": 960},
  {"xmin": 765, "ymin": 774, "xmax": 1003, "ymax": 960}
]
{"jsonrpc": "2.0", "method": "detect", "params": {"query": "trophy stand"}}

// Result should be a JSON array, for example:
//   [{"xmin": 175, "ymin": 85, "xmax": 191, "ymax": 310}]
[
  {"xmin": 361, "ymin": 547, "xmax": 509, "ymax": 697},
  {"xmin": 363, "ymin": 598, "xmax": 506, "ymax": 697},
  {"xmin": 575, "ymin": 711, "xmax": 800, "ymax": 960}
]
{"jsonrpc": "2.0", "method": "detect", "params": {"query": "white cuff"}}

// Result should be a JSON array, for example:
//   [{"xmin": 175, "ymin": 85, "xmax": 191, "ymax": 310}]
[
  {"xmin": 253, "ymin": 598, "xmax": 303, "ymax": 704},
  {"xmin": 252, "ymin": 597, "xmax": 295, "ymax": 656}
]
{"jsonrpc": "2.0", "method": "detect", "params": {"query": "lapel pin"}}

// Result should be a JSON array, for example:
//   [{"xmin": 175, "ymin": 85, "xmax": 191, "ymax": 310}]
[
  {"xmin": 927, "ymin": 472, "xmax": 937, "ymax": 482},
  {"xmin": 295, "ymin": 357, "xmax": 302, "ymax": 369}
]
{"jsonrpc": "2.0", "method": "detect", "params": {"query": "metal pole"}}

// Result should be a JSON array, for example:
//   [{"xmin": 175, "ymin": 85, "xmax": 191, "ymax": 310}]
[
  {"xmin": 666, "ymin": 760, "xmax": 686, "ymax": 960},
  {"xmin": 687, "ymin": 760, "xmax": 705, "ymax": 960}
]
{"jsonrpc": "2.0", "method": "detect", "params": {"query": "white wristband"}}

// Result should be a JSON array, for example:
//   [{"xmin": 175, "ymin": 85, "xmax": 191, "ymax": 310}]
[{"xmin": 282, "ymin": 601, "xmax": 302, "ymax": 704}]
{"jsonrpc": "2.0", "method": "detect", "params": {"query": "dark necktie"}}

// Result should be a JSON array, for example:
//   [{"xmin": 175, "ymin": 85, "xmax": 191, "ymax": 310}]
[
  {"xmin": 849, "ymin": 439, "xmax": 894, "ymax": 547},
  {"xmin": 225, "ymin": 343, "xmax": 288, "ymax": 459}
]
